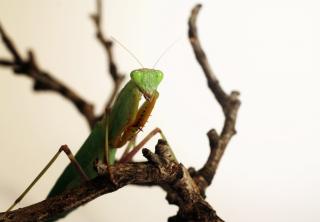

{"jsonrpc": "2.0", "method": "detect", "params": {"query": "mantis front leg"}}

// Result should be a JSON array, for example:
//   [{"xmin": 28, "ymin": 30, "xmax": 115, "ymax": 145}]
[
  {"xmin": 112, "ymin": 91, "xmax": 176, "ymax": 163},
  {"xmin": 119, "ymin": 127, "xmax": 168, "ymax": 163},
  {"xmin": 107, "ymin": 91, "xmax": 159, "ymax": 164}
]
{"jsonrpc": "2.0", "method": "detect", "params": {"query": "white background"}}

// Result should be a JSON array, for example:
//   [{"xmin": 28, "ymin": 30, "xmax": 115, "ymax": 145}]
[{"xmin": 0, "ymin": 0, "xmax": 319, "ymax": 221}]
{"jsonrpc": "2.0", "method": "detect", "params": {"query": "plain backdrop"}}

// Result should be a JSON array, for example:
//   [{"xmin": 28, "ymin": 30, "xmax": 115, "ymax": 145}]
[{"xmin": 0, "ymin": 0, "xmax": 320, "ymax": 221}]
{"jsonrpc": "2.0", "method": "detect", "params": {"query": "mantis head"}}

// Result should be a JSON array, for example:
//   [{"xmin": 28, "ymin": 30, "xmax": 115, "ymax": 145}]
[{"xmin": 130, "ymin": 68, "xmax": 164, "ymax": 100}]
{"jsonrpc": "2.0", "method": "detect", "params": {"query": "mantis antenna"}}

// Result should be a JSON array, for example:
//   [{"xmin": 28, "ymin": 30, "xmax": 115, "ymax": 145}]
[
  {"xmin": 152, "ymin": 37, "xmax": 181, "ymax": 69},
  {"xmin": 111, "ymin": 36, "xmax": 144, "ymax": 68}
]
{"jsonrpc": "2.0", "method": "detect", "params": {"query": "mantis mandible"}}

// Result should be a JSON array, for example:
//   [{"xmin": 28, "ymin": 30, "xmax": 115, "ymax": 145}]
[{"xmin": 5, "ymin": 68, "xmax": 166, "ymax": 215}]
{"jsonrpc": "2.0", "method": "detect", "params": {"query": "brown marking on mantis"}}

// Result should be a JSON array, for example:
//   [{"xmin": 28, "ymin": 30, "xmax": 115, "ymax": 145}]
[{"xmin": 110, "ymin": 92, "xmax": 159, "ymax": 148}]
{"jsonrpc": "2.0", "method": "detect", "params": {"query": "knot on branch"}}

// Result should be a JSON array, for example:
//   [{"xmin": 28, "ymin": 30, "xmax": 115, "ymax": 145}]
[{"xmin": 141, "ymin": 140, "xmax": 182, "ymax": 185}]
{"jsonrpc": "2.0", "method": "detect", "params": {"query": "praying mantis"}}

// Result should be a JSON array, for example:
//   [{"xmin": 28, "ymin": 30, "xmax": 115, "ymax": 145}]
[{"xmin": 5, "ymin": 67, "xmax": 167, "ymax": 219}]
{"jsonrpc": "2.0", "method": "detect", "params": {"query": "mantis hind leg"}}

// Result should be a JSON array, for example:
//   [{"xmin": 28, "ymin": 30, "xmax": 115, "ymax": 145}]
[
  {"xmin": 119, "ymin": 127, "xmax": 172, "ymax": 163},
  {"xmin": 6, "ymin": 145, "xmax": 88, "ymax": 212}
]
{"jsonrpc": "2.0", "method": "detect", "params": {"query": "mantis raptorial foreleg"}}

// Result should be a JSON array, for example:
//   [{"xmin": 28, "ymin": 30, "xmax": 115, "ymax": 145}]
[
  {"xmin": 109, "ymin": 91, "xmax": 159, "ymax": 149},
  {"xmin": 107, "ymin": 91, "xmax": 159, "ymax": 164},
  {"xmin": 119, "ymin": 127, "xmax": 170, "ymax": 163},
  {"xmin": 6, "ymin": 145, "xmax": 89, "ymax": 212}
]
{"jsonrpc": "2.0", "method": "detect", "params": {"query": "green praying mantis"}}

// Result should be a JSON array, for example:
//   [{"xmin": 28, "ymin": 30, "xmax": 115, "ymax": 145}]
[
  {"xmin": 48, "ymin": 68, "xmax": 165, "ymax": 198},
  {"xmin": 5, "ymin": 67, "xmax": 168, "ymax": 218}
]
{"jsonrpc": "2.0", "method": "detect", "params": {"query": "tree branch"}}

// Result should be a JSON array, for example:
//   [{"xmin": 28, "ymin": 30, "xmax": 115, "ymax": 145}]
[
  {"xmin": 0, "ymin": 140, "xmax": 222, "ymax": 222},
  {"xmin": 90, "ymin": 0, "xmax": 125, "ymax": 119},
  {"xmin": 0, "ymin": 23, "xmax": 96, "ymax": 129},
  {"xmin": 0, "ymin": 59, "xmax": 14, "ymax": 66},
  {"xmin": 188, "ymin": 4, "xmax": 241, "ymax": 193}
]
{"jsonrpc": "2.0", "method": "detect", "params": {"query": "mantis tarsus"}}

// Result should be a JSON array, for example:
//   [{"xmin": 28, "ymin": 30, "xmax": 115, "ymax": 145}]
[{"xmin": 5, "ymin": 68, "xmax": 168, "ymax": 216}]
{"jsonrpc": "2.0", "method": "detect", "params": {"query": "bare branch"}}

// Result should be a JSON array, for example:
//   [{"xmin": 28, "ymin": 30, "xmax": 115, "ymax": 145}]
[
  {"xmin": 0, "ymin": 23, "xmax": 23, "ymax": 63},
  {"xmin": 90, "ymin": 0, "xmax": 125, "ymax": 116},
  {"xmin": 0, "ymin": 59, "xmax": 14, "ymax": 66},
  {"xmin": 0, "ymin": 23, "xmax": 96, "ymax": 129},
  {"xmin": 0, "ymin": 140, "xmax": 222, "ymax": 222},
  {"xmin": 188, "ymin": 5, "xmax": 230, "ymax": 112},
  {"xmin": 188, "ymin": 4, "xmax": 241, "ymax": 191}
]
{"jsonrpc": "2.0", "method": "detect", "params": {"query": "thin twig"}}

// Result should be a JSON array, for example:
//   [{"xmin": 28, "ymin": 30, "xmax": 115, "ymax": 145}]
[
  {"xmin": 0, "ymin": 23, "xmax": 96, "ymax": 129},
  {"xmin": 188, "ymin": 5, "xmax": 230, "ymax": 113},
  {"xmin": 0, "ymin": 23, "xmax": 22, "ymax": 63},
  {"xmin": 90, "ymin": 0, "xmax": 125, "ymax": 117},
  {"xmin": 0, "ymin": 59, "xmax": 14, "ymax": 66},
  {"xmin": 188, "ymin": 4, "xmax": 241, "ymax": 191}
]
